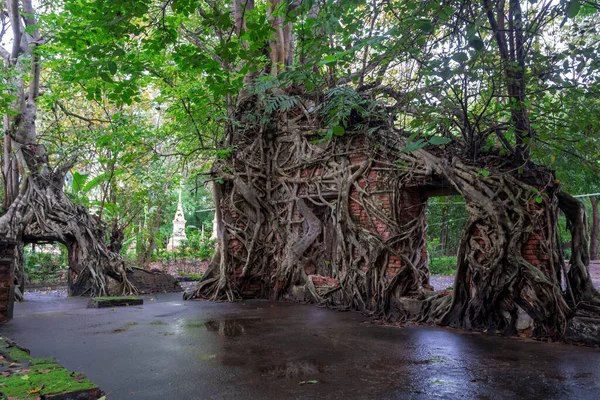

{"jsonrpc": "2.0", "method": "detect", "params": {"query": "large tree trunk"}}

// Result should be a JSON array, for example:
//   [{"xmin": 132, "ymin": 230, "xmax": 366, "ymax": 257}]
[{"xmin": 590, "ymin": 197, "xmax": 598, "ymax": 260}]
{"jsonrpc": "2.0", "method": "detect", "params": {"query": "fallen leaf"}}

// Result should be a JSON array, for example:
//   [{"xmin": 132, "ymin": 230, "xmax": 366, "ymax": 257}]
[
  {"xmin": 38, "ymin": 369, "xmax": 52, "ymax": 374},
  {"xmin": 28, "ymin": 387, "xmax": 41, "ymax": 394},
  {"xmin": 299, "ymin": 380, "xmax": 319, "ymax": 385},
  {"xmin": 1, "ymin": 371, "xmax": 10, "ymax": 377},
  {"xmin": 21, "ymin": 374, "xmax": 30, "ymax": 380}
]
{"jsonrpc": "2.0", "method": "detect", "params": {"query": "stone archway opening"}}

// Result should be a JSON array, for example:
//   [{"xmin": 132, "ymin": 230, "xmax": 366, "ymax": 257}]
[
  {"xmin": 22, "ymin": 241, "xmax": 69, "ymax": 291},
  {"xmin": 425, "ymin": 194, "xmax": 468, "ymax": 291}
]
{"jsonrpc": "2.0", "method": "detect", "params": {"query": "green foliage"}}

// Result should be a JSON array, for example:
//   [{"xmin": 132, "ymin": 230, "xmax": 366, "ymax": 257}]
[
  {"xmin": 177, "ymin": 272, "xmax": 203, "ymax": 281},
  {"xmin": 429, "ymin": 256, "xmax": 458, "ymax": 276},
  {"xmin": 173, "ymin": 229, "xmax": 216, "ymax": 261},
  {"xmin": 315, "ymin": 86, "xmax": 379, "ymax": 141},
  {"xmin": 23, "ymin": 246, "xmax": 68, "ymax": 283},
  {"xmin": 427, "ymin": 198, "xmax": 468, "ymax": 258}
]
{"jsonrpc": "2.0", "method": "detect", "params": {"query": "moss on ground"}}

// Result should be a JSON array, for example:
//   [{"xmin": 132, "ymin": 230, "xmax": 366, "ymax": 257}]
[
  {"xmin": 111, "ymin": 322, "xmax": 138, "ymax": 333},
  {"xmin": 92, "ymin": 296, "xmax": 139, "ymax": 301},
  {"xmin": 0, "ymin": 337, "xmax": 100, "ymax": 399}
]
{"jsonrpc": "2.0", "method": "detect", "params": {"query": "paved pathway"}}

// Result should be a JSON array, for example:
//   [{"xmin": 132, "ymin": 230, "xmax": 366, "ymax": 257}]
[{"xmin": 2, "ymin": 293, "xmax": 600, "ymax": 399}]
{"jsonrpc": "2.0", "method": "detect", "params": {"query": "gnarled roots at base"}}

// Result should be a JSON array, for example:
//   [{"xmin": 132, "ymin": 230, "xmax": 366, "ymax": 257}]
[
  {"xmin": 187, "ymin": 121, "xmax": 600, "ymax": 340},
  {"xmin": 1, "ymin": 163, "xmax": 135, "ymax": 298}
]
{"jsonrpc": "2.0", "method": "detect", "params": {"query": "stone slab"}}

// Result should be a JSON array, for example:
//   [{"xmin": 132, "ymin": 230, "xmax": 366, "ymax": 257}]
[
  {"xmin": 566, "ymin": 316, "xmax": 600, "ymax": 347},
  {"xmin": 87, "ymin": 296, "xmax": 143, "ymax": 308}
]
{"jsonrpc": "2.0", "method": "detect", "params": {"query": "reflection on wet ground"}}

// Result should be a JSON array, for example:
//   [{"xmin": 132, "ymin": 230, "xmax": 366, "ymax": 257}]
[
  {"xmin": 203, "ymin": 317, "xmax": 262, "ymax": 336},
  {"xmin": 3, "ymin": 293, "xmax": 600, "ymax": 399},
  {"xmin": 261, "ymin": 360, "xmax": 322, "ymax": 378}
]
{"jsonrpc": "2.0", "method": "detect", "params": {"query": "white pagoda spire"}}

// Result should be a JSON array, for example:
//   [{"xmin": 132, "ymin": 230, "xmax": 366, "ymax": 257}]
[{"xmin": 167, "ymin": 188, "xmax": 187, "ymax": 250}]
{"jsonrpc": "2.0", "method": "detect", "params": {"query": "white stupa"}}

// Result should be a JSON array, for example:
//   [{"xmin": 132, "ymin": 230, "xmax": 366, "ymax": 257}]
[{"xmin": 167, "ymin": 189, "xmax": 187, "ymax": 250}]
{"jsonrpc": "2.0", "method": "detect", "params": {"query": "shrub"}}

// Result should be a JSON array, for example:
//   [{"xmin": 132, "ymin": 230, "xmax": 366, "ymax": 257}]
[
  {"xmin": 24, "ymin": 246, "xmax": 68, "ymax": 283},
  {"xmin": 177, "ymin": 272, "xmax": 203, "ymax": 281},
  {"xmin": 429, "ymin": 256, "xmax": 457, "ymax": 276}
]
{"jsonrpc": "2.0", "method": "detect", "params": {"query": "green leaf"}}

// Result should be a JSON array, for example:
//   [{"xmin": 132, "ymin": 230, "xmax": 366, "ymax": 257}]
[
  {"xmin": 24, "ymin": 24, "xmax": 39, "ymax": 34},
  {"xmin": 429, "ymin": 136, "xmax": 452, "ymax": 145},
  {"xmin": 468, "ymin": 38, "xmax": 485, "ymax": 51},
  {"xmin": 535, "ymin": 196, "xmax": 543, "ymax": 204},
  {"xmin": 99, "ymin": 72, "xmax": 113, "ymax": 83},
  {"xmin": 439, "ymin": 6, "xmax": 454, "ymax": 20},
  {"xmin": 416, "ymin": 19, "xmax": 434, "ymax": 33},
  {"xmin": 566, "ymin": 1, "xmax": 581, "ymax": 18},
  {"xmin": 400, "ymin": 139, "xmax": 427, "ymax": 153},
  {"xmin": 72, "ymin": 172, "xmax": 89, "ymax": 194},
  {"xmin": 452, "ymin": 52, "xmax": 468, "ymax": 63},
  {"xmin": 478, "ymin": 169, "xmax": 490, "ymax": 177},
  {"xmin": 107, "ymin": 61, "xmax": 118, "ymax": 75},
  {"xmin": 332, "ymin": 125, "xmax": 345, "ymax": 136},
  {"xmin": 83, "ymin": 170, "xmax": 124, "ymax": 193},
  {"xmin": 318, "ymin": 55, "xmax": 338, "ymax": 66}
]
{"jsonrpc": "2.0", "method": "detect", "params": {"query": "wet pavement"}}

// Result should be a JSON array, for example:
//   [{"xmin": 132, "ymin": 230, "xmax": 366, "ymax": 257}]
[{"xmin": 2, "ymin": 293, "xmax": 600, "ymax": 399}]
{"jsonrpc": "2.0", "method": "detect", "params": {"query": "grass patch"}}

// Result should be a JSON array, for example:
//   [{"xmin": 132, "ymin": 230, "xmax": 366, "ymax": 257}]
[
  {"xmin": 5, "ymin": 345, "xmax": 31, "ymax": 361},
  {"xmin": 429, "ymin": 256, "xmax": 457, "ymax": 275},
  {"xmin": 0, "ymin": 362, "xmax": 97, "ymax": 398},
  {"xmin": 178, "ymin": 272, "xmax": 203, "ymax": 281},
  {"xmin": 183, "ymin": 321, "xmax": 205, "ymax": 329},
  {"xmin": 0, "ymin": 337, "xmax": 99, "ymax": 399}
]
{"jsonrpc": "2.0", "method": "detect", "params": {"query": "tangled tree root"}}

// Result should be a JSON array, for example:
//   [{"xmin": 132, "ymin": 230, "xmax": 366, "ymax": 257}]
[
  {"xmin": 188, "ymin": 95, "xmax": 600, "ymax": 340},
  {"xmin": 0, "ymin": 157, "xmax": 135, "ymax": 297}
]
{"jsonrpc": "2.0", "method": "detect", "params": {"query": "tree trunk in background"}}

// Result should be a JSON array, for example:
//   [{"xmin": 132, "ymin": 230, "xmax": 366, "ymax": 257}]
[
  {"xmin": 440, "ymin": 203, "xmax": 449, "ymax": 255},
  {"xmin": 590, "ymin": 197, "xmax": 599, "ymax": 260}
]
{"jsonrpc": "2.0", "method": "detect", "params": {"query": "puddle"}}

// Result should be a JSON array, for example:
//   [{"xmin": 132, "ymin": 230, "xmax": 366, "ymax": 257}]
[
  {"xmin": 90, "ymin": 322, "xmax": 138, "ymax": 334},
  {"xmin": 261, "ymin": 360, "xmax": 322, "ymax": 379},
  {"xmin": 203, "ymin": 317, "xmax": 262, "ymax": 337}
]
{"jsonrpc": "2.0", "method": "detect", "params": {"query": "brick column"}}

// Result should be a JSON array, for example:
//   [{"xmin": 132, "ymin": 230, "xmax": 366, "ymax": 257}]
[{"xmin": 0, "ymin": 240, "xmax": 16, "ymax": 324}]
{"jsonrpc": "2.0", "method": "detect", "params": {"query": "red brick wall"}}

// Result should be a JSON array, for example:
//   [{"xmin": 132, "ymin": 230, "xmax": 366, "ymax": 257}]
[
  {"xmin": 223, "ymin": 136, "xmax": 430, "ymax": 294},
  {"xmin": 521, "ymin": 201, "xmax": 552, "ymax": 276},
  {"xmin": 0, "ymin": 241, "xmax": 16, "ymax": 324}
]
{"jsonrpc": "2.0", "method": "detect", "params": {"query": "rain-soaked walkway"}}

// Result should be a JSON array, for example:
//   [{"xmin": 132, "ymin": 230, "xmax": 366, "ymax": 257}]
[{"xmin": 1, "ymin": 292, "xmax": 600, "ymax": 399}]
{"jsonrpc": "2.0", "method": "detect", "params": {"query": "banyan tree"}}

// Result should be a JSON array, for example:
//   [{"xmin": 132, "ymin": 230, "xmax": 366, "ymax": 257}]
[
  {"xmin": 186, "ymin": 0, "xmax": 600, "ymax": 342},
  {"xmin": 188, "ymin": 90, "xmax": 600, "ymax": 340},
  {"xmin": 3, "ymin": 0, "xmax": 599, "ymax": 342},
  {"xmin": 1, "ymin": 0, "xmax": 134, "ymax": 298}
]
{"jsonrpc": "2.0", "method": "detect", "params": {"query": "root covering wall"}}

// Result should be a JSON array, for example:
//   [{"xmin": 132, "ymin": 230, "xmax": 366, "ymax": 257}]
[{"xmin": 188, "ymin": 120, "xmax": 598, "ymax": 341}]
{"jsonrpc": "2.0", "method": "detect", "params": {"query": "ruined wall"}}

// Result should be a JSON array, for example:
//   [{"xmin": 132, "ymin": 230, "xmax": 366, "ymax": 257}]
[
  {"xmin": 111, "ymin": 267, "xmax": 182, "ymax": 294},
  {"xmin": 0, "ymin": 241, "xmax": 16, "ymax": 323},
  {"xmin": 218, "ymin": 134, "xmax": 431, "ymax": 300}
]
